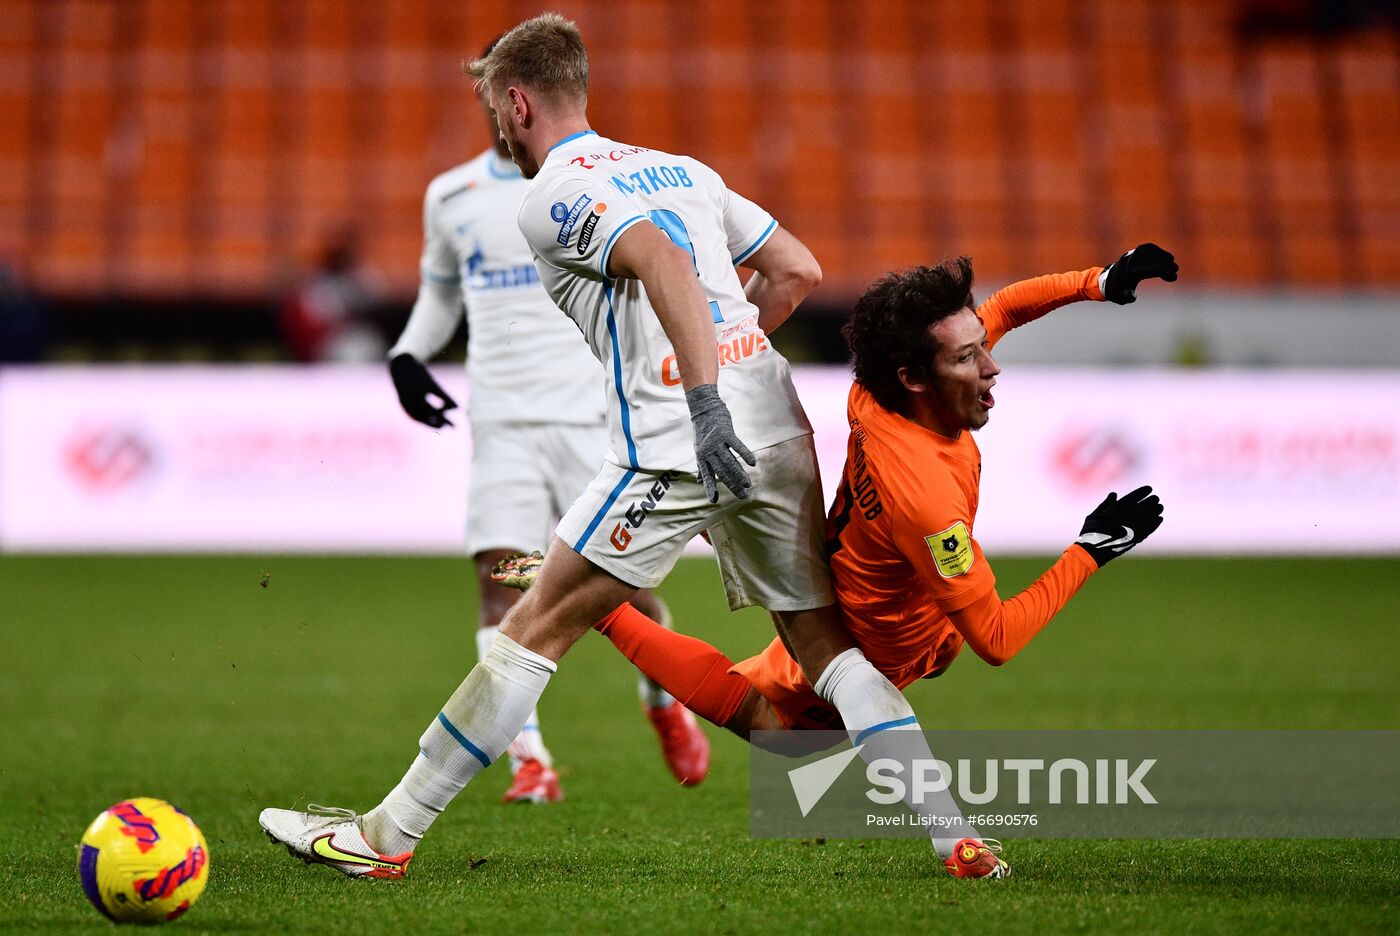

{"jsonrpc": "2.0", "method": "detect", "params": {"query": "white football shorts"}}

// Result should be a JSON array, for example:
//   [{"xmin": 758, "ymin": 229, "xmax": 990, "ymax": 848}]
[
  {"xmin": 465, "ymin": 421, "xmax": 608, "ymax": 555},
  {"xmin": 556, "ymin": 434, "xmax": 835, "ymax": 612}
]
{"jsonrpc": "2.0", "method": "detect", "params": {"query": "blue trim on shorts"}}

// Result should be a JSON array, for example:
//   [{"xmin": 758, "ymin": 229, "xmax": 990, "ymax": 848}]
[
  {"xmin": 854, "ymin": 715, "xmax": 919, "ymax": 745},
  {"xmin": 573, "ymin": 469, "xmax": 638, "ymax": 552}
]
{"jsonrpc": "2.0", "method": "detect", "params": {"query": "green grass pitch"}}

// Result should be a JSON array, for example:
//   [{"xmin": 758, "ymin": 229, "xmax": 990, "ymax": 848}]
[{"xmin": 2, "ymin": 555, "xmax": 1397, "ymax": 933}]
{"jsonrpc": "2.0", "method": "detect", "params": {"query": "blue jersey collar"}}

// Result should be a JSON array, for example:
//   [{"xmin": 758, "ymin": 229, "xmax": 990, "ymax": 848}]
[{"xmin": 547, "ymin": 129, "xmax": 597, "ymax": 154}]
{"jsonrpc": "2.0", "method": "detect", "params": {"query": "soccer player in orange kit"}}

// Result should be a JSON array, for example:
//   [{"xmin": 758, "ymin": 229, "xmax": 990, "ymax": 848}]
[{"xmin": 496, "ymin": 243, "xmax": 1177, "ymax": 878}]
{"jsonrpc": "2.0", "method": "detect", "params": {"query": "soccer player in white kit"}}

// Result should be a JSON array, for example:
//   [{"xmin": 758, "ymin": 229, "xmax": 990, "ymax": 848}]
[
  {"xmin": 261, "ymin": 14, "xmax": 962, "ymax": 878},
  {"xmin": 384, "ymin": 70, "xmax": 711, "ymax": 803}
]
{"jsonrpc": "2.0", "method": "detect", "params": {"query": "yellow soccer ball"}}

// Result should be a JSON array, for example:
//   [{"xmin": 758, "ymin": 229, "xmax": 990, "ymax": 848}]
[{"xmin": 78, "ymin": 798, "xmax": 210, "ymax": 924}]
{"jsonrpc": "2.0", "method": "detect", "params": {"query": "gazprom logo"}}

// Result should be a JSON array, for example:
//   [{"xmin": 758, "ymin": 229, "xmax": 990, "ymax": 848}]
[{"xmin": 555, "ymin": 193, "xmax": 592, "ymax": 245}]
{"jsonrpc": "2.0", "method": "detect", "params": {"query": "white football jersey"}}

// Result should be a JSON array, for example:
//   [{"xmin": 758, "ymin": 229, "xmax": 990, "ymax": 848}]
[
  {"xmin": 518, "ymin": 131, "xmax": 811, "ymax": 472},
  {"xmin": 390, "ymin": 149, "xmax": 606, "ymax": 426}
]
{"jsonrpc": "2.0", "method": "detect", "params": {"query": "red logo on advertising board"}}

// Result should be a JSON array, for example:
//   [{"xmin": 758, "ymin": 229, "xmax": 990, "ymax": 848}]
[
  {"xmin": 65, "ymin": 428, "xmax": 155, "ymax": 492},
  {"xmin": 1050, "ymin": 429, "xmax": 1141, "ymax": 489}
]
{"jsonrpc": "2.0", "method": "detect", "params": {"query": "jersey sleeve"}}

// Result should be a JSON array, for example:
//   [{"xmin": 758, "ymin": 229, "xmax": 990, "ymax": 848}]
[
  {"xmin": 723, "ymin": 187, "xmax": 778, "ymax": 266},
  {"xmin": 888, "ymin": 485, "xmax": 999, "ymax": 613},
  {"xmin": 519, "ymin": 173, "xmax": 648, "ymax": 280},
  {"xmin": 943, "ymin": 546, "xmax": 1097, "ymax": 666},
  {"xmin": 888, "ymin": 483, "xmax": 1098, "ymax": 666},
  {"xmin": 391, "ymin": 184, "xmax": 465, "ymax": 361},
  {"xmin": 977, "ymin": 267, "xmax": 1104, "ymax": 349},
  {"xmin": 420, "ymin": 184, "xmax": 461, "ymax": 287}
]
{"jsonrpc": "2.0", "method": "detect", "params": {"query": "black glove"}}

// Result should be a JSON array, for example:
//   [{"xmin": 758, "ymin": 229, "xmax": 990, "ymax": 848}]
[
  {"xmin": 685, "ymin": 383, "xmax": 755, "ymax": 502},
  {"xmin": 389, "ymin": 353, "xmax": 458, "ymax": 428},
  {"xmin": 1102, "ymin": 243, "xmax": 1178, "ymax": 304},
  {"xmin": 1075, "ymin": 485, "xmax": 1165, "ymax": 567}
]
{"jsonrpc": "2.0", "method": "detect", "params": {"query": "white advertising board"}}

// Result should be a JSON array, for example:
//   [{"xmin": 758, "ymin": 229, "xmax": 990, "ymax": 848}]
[{"xmin": 1, "ymin": 366, "xmax": 1397, "ymax": 554}]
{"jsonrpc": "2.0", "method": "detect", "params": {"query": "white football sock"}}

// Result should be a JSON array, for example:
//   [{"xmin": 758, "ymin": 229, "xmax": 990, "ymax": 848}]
[
  {"xmin": 363, "ymin": 632, "xmax": 556, "ymax": 855},
  {"xmin": 812, "ymin": 647, "xmax": 976, "ymax": 859},
  {"xmin": 637, "ymin": 603, "xmax": 677, "ymax": 709},
  {"xmin": 476, "ymin": 626, "xmax": 552, "ymax": 770}
]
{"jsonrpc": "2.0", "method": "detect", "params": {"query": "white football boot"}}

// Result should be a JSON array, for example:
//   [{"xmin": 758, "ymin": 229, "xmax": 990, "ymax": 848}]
[{"xmin": 258, "ymin": 805, "xmax": 412, "ymax": 879}]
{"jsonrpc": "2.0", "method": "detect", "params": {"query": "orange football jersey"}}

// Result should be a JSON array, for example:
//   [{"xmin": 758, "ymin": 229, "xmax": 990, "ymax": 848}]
[{"xmin": 733, "ymin": 268, "xmax": 1107, "ymax": 726}]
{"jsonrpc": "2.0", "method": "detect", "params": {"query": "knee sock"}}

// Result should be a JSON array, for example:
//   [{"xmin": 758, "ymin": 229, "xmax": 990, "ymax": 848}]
[
  {"xmin": 812, "ymin": 647, "xmax": 975, "ymax": 859},
  {"xmin": 363, "ymin": 633, "xmax": 556, "ymax": 855},
  {"xmin": 476, "ymin": 625, "xmax": 552, "ymax": 770},
  {"xmin": 596, "ymin": 604, "xmax": 750, "ymax": 728}
]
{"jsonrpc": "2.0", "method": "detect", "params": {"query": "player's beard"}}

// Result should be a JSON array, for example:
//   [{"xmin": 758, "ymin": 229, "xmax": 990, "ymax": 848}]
[
  {"xmin": 928, "ymin": 382, "xmax": 988, "ymax": 435},
  {"xmin": 503, "ymin": 131, "xmax": 538, "ymax": 179}
]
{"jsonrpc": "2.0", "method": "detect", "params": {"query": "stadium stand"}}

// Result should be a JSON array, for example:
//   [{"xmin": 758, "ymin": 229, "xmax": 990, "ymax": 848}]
[{"xmin": 3, "ymin": 0, "xmax": 1398, "ymax": 303}]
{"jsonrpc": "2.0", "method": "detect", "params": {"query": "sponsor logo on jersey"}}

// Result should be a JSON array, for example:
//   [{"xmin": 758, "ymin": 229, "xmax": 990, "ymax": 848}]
[
  {"xmin": 442, "ymin": 181, "xmax": 476, "ymax": 204},
  {"xmin": 555, "ymin": 193, "xmax": 592, "ymax": 246},
  {"xmin": 926, "ymin": 521, "xmax": 974, "ymax": 578},
  {"xmin": 660, "ymin": 331, "xmax": 770, "ymax": 387},
  {"xmin": 572, "ymin": 146, "xmax": 649, "ymax": 173},
  {"xmin": 467, "ymin": 263, "xmax": 542, "ymax": 290},
  {"xmin": 577, "ymin": 211, "xmax": 601, "ymax": 254},
  {"xmin": 609, "ymin": 470, "xmax": 678, "ymax": 551}
]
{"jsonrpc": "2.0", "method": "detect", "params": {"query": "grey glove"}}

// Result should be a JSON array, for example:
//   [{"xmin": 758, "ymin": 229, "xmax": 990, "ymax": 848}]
[{"xmin": 685, "ymin": 383, "xmax": 756, "ymax": 502}]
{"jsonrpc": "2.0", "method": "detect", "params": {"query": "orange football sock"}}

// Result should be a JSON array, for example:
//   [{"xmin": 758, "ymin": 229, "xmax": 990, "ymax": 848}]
[{"xmin": 595, "ymin": 604, "xmax": 750, "ymax": 727}]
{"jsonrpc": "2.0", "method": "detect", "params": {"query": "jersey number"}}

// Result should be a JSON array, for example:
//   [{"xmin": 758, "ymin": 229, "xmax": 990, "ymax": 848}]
[{"xmin": 648, "ymin": 209, "xmax": 723, "ymax": 324}]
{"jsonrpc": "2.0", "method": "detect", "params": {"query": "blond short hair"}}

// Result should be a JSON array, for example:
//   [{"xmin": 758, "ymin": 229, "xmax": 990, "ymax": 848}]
[{"xmin": 467, "ymin": 13, "xmax": 588, "ymax": 109}]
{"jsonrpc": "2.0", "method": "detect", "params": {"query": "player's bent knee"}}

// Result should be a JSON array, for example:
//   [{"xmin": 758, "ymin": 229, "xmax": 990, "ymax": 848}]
[{"xmin": 723, "ymin": 689, "xmax": 781, "ymax": 740}]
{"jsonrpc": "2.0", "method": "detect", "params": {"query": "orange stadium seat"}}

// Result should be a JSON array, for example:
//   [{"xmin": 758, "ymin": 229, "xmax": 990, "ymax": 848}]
[{"xmin": 8, "ymin": 0, "xmax": 1400, "ymax": 297}]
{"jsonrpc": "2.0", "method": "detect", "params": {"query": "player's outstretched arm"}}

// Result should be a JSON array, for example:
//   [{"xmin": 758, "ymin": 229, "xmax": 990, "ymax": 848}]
[
  {"xmin": 609, "ymin": 222, "xmax": 755, "ymax": 501},
  {"xmin": 944, "ymin": 487, "xmax": 1165, "ymax": 665},
  {"xmin": 977, "ymin": 244, "xmax": 1178, "ymax": 347},
  {"xmin": 740, "ymin": 226, "xmax": 822, "ymax": 334}
]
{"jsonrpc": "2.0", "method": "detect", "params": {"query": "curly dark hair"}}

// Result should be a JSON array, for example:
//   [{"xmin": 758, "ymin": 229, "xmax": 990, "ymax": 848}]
[{"xmin": 842, "ymin": 257, "xmax": 976, "ymax": 414}]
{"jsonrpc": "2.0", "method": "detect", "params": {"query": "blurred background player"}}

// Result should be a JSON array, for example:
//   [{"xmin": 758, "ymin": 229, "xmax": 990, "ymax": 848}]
[
  {"xmin": 384, "ymin": 44, "xmax": 709, "ymax": 802},
  {"xmin": 279, "ymin": 228, "xmax": 387, "ymax": 363},
  {"xmin": 260, "ymin": 12, "xmax": 937, "ymax": 877},
  {"xmin": 533, "ymin": 246, "xmax": 1176, "ymax": 878}
]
